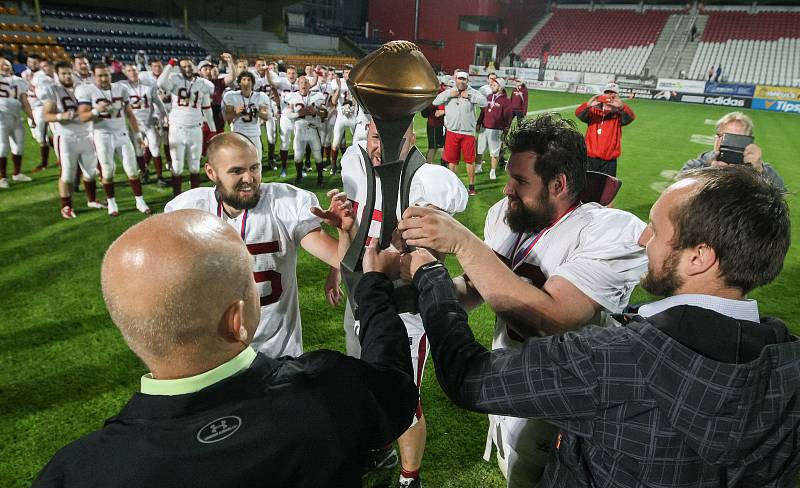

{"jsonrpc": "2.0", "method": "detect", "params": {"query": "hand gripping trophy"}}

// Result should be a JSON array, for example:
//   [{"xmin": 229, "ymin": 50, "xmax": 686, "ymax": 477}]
[{"xmin": 341, "ymin": 41, "xmax": 440, "ymax": 317}]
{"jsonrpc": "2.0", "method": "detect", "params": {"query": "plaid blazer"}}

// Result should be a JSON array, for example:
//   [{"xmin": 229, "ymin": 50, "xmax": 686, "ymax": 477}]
[{"xmin": 404, "ymin": 267, "xmax": 800, "ymax": 487}]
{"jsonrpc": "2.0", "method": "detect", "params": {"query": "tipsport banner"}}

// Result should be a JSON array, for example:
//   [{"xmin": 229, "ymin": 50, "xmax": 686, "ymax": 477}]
[{"xmin": 752, "ymin": 98, "xmax": 800, "ymax": 113}]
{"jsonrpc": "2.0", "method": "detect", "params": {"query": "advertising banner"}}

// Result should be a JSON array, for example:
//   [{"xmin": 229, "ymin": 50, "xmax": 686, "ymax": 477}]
[
  {"xmin": 754, "ymin": 85, "xmax": 800, "ymax": 101},
  {"xmin": 526, "ymin": 80, "xmax": 571, "ymax": 92},
  {"xmin": 616, "ymin": 75, "xmax": 657, "ymax": 88},
  {"xmin": 674, "ymin": 93, "xmax": 752, "ymax": 108},
  {"xmin": 575, "ymin": 84, "xmax": 606, "ymax": 94},
  {"xmin": 584, "ymin": 72, "xmax": 616, "ymax": 84},
  {"xmin": 656, "ymin": 78, "xmax": 707, "ymax": 94},
  {"xmin": 704, "ymin": 82, "xmax": 756, "ymax": 97},
  {"xmin": 752, "ymin": 98, "xmax": 800, "ymax": 113},
  {"xmin": 543, "ymin": 70, "xmax": 582, "ymax": 83},
  {"xmin": 514, "ymin": 67, "xmax": 538, "ymax": 80},
  {"xmin": 616, "ymin": 87, "xmax": 678, "ymax": 100}
]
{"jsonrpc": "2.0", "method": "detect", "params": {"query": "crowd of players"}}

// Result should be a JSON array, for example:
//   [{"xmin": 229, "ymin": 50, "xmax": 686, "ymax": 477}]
[
  {"xmin": 0, "ymin": 52, "xmax": 372, "ymax": 219},
  {"xmin": 12, "ymin": 46, "xmax": 798, "ymax": 488}
]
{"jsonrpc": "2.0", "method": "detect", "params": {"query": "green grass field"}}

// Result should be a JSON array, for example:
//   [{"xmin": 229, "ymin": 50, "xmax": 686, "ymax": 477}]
[{"xmin": 1, "ymin": 90, "xmax": 798, "ymax": 487}]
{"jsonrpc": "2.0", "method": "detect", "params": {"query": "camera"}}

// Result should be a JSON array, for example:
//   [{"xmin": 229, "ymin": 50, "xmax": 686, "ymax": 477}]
[{"xmin": 718, "ymin": 133, "xmax": 754, "ymax": 165}]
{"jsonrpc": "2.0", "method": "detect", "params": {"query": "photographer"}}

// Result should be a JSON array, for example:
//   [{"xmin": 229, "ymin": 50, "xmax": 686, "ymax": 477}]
[
  {"xmin": 680, "ymin": 111, "xmax": 786, "ymax": 192},
  {"xmin": 575, "ymin": 82, "xmax": 635, "ymax": 177}
]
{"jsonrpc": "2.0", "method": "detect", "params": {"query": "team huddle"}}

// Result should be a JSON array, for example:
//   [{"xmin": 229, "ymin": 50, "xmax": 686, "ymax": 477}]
[{"xmin": 0, "ymin": 54, "xmax": 370, "ymax": 218}]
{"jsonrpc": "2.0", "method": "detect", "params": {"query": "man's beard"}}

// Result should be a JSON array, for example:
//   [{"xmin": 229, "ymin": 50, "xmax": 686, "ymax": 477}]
[
  {"xmin": 640, "ymin": 249, "xmax": 684, "ymax": 297},
  {"xmin": 217, "ymin": 182, "xmax": 261, "ymax": 210},
  {"xmin": 505, "ymin": 189, "xmax": 556, "ymax": 234}
]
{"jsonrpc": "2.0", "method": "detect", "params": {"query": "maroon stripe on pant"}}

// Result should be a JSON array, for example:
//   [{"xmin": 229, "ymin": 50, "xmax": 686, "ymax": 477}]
[
  {"xmin": 247, "ymin": 241, "xmax": 280, "ymax": 255},
  {"xmin": 414, "ymin": 333, "xmax": 428, "ymax": 420}
]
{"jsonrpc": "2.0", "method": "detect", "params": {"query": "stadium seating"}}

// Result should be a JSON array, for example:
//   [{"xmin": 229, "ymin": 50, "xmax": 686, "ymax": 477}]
[
  {"xmin": 40, "ymin": 5, "xmax": 207, "ymax": 63},
  {"xmin": 263, "ymin": 54, "xmax": 358, "ymax": 70},
  {"xmin": 40, "ymin": 5, "xmax": 171, "ymax": 27},
  {"xmin": 687, "ymin": 10, "xmax": 800, "ymax": 87},
  {"xmin": 0, "ymin": 15, "xmax": 69, "ymax": 61},
  {"xmin": 517, "ymin": 9, "xmax": 672, "ymax": 75}
]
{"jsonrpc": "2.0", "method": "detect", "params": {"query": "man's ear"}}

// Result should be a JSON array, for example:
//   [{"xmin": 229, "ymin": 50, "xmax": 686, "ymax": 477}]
[
  {"xmin": 205, "ymin": 163, "xmax": 216, "ymax": 182},
  {"xmin": 219, "ymin": 300, "xmax": 247, "ymax": 343},
  {"xmin": 684, "ymin": 243, "xmax": 718, "ymax": 277},
  {"xmin": 550, "ymin": 173, "xmax": 568, "ymax": 198}
]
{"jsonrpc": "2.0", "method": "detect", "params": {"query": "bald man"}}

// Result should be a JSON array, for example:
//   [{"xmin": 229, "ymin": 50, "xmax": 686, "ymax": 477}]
[
  {"xmin": 33, "ymin": 210, "xmax": 418, "ymax": 488},
  {"xmin": 165, "ymin": 132, "xmax": 352, "ymax": 358}
]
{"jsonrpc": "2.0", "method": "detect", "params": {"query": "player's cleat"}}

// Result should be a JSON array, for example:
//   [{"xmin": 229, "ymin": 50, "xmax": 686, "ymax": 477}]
[
  {"xmin": 107, "ymin": 199, "xmax": 119, "ymax": 217},
  {"xmin": 489, "ymin": 169, "xmax": 497, "ymax": 180},
  {"xmin": 136, "ymin": 200, "xmax": 152, "ymax": 215},
  {"xmin": 475, "ymin": 162, "xmax": 483, "ymax": 174},
  {"xmin": 301, "ymin": 170, "xmax": 308, "ymax": 178},
  {"xmin": 60, "ymin": 206, "xmax": 78, "ymax": 219},
  {"xmin": 12, "ymin": 173, "xmax": 32, "ymax": 182},
  {"xmin": 156, "ymin": 177, "xmax": 169, "ymax": 188},
  {"xmin": 87, "ymin": 201, "xmax": 106, "ymax": 209},
  {"xmin": 140, "ymin": 172, "xmax": 151, "ymax": 185},
  {"xmin": 398, "ymin": 476, "xmax": 422, "ymax": 488},
  {"xmin": 468, "ymin": 186, "xmax": 477, "ymax": 196},
  {"xmin": 361, "ymin": 446, "xmax": 398, "ymax": 478},
  {"xmin": 279, "ymin": 168, "xmax": 287, "ymax": 178},
  {"xmin": 0, "ymin": 178, "xmax": 8, "ymax": 189},
  {"xmin": 32, "ymin": 164, "xmax": 48, "ymax": 173}
]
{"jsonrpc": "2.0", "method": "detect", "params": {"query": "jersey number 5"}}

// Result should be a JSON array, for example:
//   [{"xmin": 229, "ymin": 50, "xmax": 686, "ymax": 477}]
[{"xmin": 247, "ymin": 241, "xmax": 283, "ymax": 306}]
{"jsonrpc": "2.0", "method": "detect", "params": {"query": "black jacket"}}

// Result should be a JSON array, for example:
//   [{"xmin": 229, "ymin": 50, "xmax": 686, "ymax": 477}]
[
  {"xmin": 412, "ymin": 265, "xmax": 800, "ymax": 487},
  {"xmin": 33, "ymin": 276, "xmax": 417, "ymax": 488}
]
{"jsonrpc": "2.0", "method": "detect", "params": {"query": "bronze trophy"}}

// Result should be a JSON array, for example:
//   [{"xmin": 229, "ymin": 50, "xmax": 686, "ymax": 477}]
[{"xmin": 341, "ymin": 41, "xmax": 439, "ymax": 318}]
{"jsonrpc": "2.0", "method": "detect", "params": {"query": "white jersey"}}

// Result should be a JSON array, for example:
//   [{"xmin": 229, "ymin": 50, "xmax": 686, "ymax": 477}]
[
  {"xmin": 139, "ymin": 70, "xmax": 171, "ymax": 112},
  {"xmin": 159, "ymin": 71, "xmax": 213, "ymax": 127},
  {"xmin": 73, "ymin": 71, "xmax": 94, "ymax": 86},
  {"xmin": 164, "ymin": 183, "xmax": 322, "ymax": 357},
  {"xmin": 275, "ymin": 77, "xmax": 300, "ymax": 112},
  {"xmin": 117, "ymin": 80, "xmax": 162, "ymax": 128},
  {"xmin": 26, "ymin": 71, "xmax": 55, "ymax": 109},
  {"xmin": 75, "ymin": 83, "xmax": 131, "ymax": 133},
  {"xmin": 285, "ymin": 91, "xmax": 326, "ymax": 129},
  {"xmin": 312, "ymin": 80, "xmax": 336, "ymax": 106},
  {"xmin": 0, "ymin": 75, "xmax": 28, "ymax": 122},
  {"xmin": 38, "ymin": 84, "xmax": 90, "ymax": 137},
  {"xmin": 222, "ymin": 90, "xmax": 269, "ymax": 137},
  {"xmin": 484, "ymin": 200, "xmax": 648, "ymax": 347},
  {"xmin": 342, "ymin": 141, "xmax": 468, "ymax": 331}
]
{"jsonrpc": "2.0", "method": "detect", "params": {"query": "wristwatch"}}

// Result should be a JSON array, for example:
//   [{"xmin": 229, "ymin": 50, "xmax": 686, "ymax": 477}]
[{"xmin": 419, "ymin": 261, "xmax": 444, "ymax": 273}]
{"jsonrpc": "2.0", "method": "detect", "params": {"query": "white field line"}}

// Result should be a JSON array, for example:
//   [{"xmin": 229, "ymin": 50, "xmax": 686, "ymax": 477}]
[{"xmin": 527, "ymin": 104, "xmax": 581, "ymax": 116}]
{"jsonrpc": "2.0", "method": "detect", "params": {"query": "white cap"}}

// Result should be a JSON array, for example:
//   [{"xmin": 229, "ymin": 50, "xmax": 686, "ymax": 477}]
[
  {"xmin": 603, "ymin": 82, "xmax": 619, "ymax": 93},
  {"xmin": 496, "ymin": 77, "xmax": 506, "ymax": 89},
  {"xmin": 455, "ymin": 71, "xmax": 469, "ymax": 80},
  {"xmin": 197, "ymin": 60, "xmax": 214, "ymax": 70}
]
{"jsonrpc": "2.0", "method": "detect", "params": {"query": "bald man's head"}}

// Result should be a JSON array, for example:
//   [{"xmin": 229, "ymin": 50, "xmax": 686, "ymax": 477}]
[
  {"xmin": 101, "ymin": 210, "xmax": 259, "ymax": 368},
  {"xmin": 205, "ymin": 133, "xmax": 262, "ymax": 211}
]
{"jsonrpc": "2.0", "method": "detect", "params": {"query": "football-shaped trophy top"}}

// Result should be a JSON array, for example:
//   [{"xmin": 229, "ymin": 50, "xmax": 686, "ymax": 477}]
[{"xmin": 347, "ymin": 40, "xmax": 439, "ymax": 120}]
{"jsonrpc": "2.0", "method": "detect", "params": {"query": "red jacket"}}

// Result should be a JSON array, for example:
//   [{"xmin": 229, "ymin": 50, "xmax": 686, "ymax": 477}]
[
  {"xmin": 510, "ymin": 86, "xmax": 528, "ymax": 112},
  {"xmin": 482, "ymin": 91, "xmax": 513, "ymax": 130},
  {"xmin": 575, "ymin": 102, "xmax": 635, "ymax": 160}
]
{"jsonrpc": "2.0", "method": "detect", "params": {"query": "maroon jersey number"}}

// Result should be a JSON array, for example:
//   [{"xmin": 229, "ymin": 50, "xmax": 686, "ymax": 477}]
[{"xmin": 247, "ymin": 241, "xmax": 283, "ymax": 306}]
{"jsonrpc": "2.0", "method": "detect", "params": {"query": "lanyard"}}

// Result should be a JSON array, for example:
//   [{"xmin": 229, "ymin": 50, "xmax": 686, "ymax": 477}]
[
  {"xmin": 216, "ymin": 197, "xmax": 249, "ymax": 240},
  {"xmin": 511, "ymin": 203, "xmax": 580, "ymax": 269}
]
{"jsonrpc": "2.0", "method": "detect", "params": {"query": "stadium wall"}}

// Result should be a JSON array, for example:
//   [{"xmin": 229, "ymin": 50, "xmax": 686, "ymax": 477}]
[
  {"xmin": 368, "ymin": 0, "xmax": 545, "ymax": 72},
  {"xmin": 468, "ymin": 65, "xmax": 799, "ymax": 114}
]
